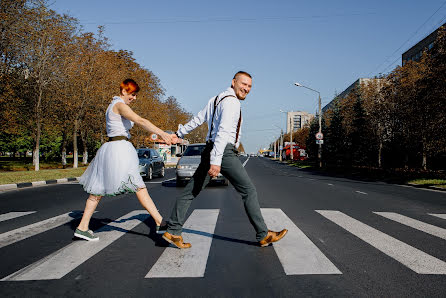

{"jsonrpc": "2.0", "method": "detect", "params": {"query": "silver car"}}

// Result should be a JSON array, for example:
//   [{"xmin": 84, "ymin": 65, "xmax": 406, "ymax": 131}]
[
  {"xmin": 176, "ymin": 143, "xmax": 228, "ymax": 186},
  {"xmin": 137, "ymin": 148, "xmax": 165, "ymax": 180}
]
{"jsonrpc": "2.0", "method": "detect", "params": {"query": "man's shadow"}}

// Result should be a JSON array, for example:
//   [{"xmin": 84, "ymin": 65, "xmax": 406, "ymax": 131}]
[{"xmin": 68, "ymin": 211, "xmax": 258, "ymax": 247}]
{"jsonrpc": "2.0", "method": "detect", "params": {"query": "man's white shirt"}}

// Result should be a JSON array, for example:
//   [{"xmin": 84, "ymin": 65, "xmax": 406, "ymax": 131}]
[{"xmin": 176, "ymin": 87, "xmax": 242, "ymax": 166}]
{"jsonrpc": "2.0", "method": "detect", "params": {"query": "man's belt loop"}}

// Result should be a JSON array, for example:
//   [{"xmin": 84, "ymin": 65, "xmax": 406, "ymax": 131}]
[{"xmin": 108, "ymin": 136, "xmax": 128, "ymax": 142}]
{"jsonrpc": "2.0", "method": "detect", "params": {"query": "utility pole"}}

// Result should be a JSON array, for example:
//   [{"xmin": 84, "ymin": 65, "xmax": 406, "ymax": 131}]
[
  {"xmin": 273, "ymin": 139, "xmax": 277, "ymax": 159},
  {"xmin": 294, "ymin": 82, "xmax": 323, "ymax": 168},
  {"xmin": 317, "ymin": 93, "xmax": 322, "ymax": 168},
  {"xmin": 279, "ymin": 129, "xmax": 283, "ymax": 161},
  {"xmin": 290, "ymin": 117, "xmax": 293, "ymax": 161}
]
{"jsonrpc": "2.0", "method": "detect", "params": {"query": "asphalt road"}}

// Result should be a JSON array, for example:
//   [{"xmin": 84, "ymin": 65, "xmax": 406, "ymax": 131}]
[{"xmin": 0, "ymin": 157, "xmax": 445, "ymax": 297}]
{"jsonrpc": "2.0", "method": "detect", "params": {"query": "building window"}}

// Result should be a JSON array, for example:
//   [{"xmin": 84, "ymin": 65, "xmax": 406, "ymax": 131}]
[{"xmin": 293, "ymin": 115, "xmax": 301, "ymax": 130}]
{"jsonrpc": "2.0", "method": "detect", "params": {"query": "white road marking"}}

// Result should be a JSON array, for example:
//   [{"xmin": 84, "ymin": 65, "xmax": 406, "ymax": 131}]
[
  {"xmin": 374, "ymin": 212, "xmax": 446, "ymax": 240},
  {"xmin": 242, "ymin": 157, "xmax": 250, "ymax": 167},
  {"xmin": 0, "ymin": 211, "xmax": 36, "ymax": 223},
  {"xmin": 147, "ymin": 178, "xmax": 176, "ymax": 184},
  {"xmin": 356, "ymin": 191, "xmax": 367, "ymax": 195},
  {"xmin": 261, "ymin": 208, "xmax": 341, "ymax": 275},
  {"xmin": 328, "ymin": 183, "xmax": 334, "ymax": 186},
  {"xmin": 429, "ymin": 213, "xmax": 446, "ymax": 220},
  {"xmin": 398, "ymin": 184, "xmax": 446, "ymax": 193},
  {"xmin": 146, "ymin": 209, "xmax": 219, "ymax": 278},
  {"xmin": 2, "ymin": 210, "xmax": 148, "ymax": 281},
  {"xmin": 0, "ymin": 211, "xmax": 85, "ymax": 249},
  {"xmin": 317, "ymin": 210, "xmax": 446, "ymax": 274}
]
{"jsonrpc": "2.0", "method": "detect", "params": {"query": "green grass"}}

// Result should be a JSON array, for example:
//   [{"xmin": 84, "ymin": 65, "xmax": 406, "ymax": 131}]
[
  {"xmin": 0, "ymin": 156, "xmax": 80, "ymax": 171},
  {"xmin": 286, "ymin": 160, "xmax": 314, "ymax": 169},
  {"xmin": 0, "ymin": 167, "xmax": 87, "ymax": 185},
  {"xmin": 407, "ymin": 179, "xmax": 446, "ymax": 189}
]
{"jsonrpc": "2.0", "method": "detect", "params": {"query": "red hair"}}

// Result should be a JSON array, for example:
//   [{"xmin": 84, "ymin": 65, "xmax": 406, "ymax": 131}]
[{"xmin": 120, "ymin": 79, "xmax": 140, "ymax": 95}]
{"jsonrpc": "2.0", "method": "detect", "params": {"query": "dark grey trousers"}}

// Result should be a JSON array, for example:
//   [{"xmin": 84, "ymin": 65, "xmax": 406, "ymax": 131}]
[{"xmin": 167, "ymin": 143, "xmax": 268, "ymax": 241}]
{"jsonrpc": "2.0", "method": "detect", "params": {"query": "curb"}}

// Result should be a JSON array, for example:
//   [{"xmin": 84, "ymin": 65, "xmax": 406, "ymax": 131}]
[
  {"xmin": 0, "ymin": 177, "xmax": 80, "ymax": 191},
  {"xmin": 272, "ymin": 159, "xmax": 446, "ymax": 192},
  {"xmin": 0, "ymin": 165, "xmax": 178, "ymax": 192},
  {"xmin": 407, "ymin": 183, "xmax": 446, "ymax": 192}
]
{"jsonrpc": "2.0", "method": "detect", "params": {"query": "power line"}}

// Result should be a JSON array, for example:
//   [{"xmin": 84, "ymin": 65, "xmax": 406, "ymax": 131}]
[
  {"xmin": 79, "ymin": 12, "xmax": 377, "ymax": 25},
  {"xmin": 368, "ymin": 1, "xmax": 446, "ymax": 77}
]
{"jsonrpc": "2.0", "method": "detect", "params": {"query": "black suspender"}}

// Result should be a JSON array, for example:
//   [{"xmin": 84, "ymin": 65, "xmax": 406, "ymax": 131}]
[
  {"xmin": 235, "ymin": 110, "xmax": 242, "ymax": 144},
  {"xmin": 208, "ymin": 95, "xmax": 241, "ymax": 142}
]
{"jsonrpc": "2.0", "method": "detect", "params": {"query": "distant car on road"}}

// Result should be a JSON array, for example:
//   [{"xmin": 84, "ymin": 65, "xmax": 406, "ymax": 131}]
[
  {"xmin": 176, "ymin": 143, "xmax": 228, "ymax": 187},
  {"xmin": 137, "ymin": 148, "xmax": 165, "ymax": 180}
]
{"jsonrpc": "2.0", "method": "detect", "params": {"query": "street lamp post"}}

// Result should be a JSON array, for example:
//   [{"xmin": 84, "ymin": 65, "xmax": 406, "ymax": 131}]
[
  {"xmin": 273, "ymin": 124, "xmax": 284, "ymax": 162},
  {"xmin": 289, "ymin": 117, "xmax": 294, "ymax": 160},
  {"xmin": 280, "ymin": 130, "xmax": 283, "ymax": 161},
  {"xmin": 294, "ymin": 82, "xmax": 323, "ymax": 168}
]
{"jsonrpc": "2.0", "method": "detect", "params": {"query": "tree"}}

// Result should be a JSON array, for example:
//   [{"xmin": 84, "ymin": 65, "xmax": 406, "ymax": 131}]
[
  {"xmin": 362, "ymin": 78, "xmax": 390, "ymax": 168},
  {"xmin": 324, "ymin": 102, "xmax": 346, "ymax": 166},
  {"xmin": 185, "ymin": 123, "xmax": 208, "ymax": 144},
  {"xmin": 417, "ymin": 26, "xmax": 446, "ymax": 170},
  {"xmin": 14, "ymin": 1, "xmax": 76, "ymax": 170}
]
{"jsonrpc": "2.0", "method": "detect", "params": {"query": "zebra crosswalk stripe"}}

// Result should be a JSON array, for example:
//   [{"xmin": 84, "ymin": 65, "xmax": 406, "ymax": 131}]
[
  {"xmin": 0, "ymin": 211, "xmax": 36, "ymax": 223},
  {"xmin": 317, "ymin": 210, "xmax": 446, "ymax": 274},
  {"xmin": 2, "ymin": 210, "xmax": 149, "ymax": 281},
  {"xmin": 374, "ymin": 212, "xmax": 446, "ymax": 240},
  {"xmin": 0, "ymin": 211, "xmax": 84, "ymax": 249},
  {"xmin": 429, "ymin": 213, "xmax": 446, "ymax": 220},
  {"xmin": 146, "ymin": 209, "xmax": 219, "ymax": 278},
  {"xmin": 261, "ymin": 208, "xmax": 341, "ymax": 275}
]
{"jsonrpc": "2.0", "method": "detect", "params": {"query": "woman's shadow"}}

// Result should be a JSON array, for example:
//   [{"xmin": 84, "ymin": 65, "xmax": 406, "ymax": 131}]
[{"xmin": 69, "ymin": 211, "xmax": 258, "ymax": 247}]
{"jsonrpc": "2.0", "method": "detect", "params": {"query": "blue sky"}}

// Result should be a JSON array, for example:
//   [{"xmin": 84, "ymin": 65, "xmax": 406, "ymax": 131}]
[{"xmin": 51, "ymin": 0, "xmax": 446, "ymax": 153}]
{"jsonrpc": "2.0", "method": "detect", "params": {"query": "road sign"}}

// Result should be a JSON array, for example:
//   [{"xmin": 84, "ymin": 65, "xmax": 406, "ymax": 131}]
[
  {"xmin": 316, "ymin": 140, "xmax": 324, "ymax": 144},
  {"xmin": 315, "ymin": 132, "xmax": 324, "ymax": 140}
]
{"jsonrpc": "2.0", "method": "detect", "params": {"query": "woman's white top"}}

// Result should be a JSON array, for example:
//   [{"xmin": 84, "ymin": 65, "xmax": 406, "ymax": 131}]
[{"xmin": 106, "ymin": 96, "xmax": 134, "ymax": 139}]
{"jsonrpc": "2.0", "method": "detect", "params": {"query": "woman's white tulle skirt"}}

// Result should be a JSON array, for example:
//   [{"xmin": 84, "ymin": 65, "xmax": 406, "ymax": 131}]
[{"xmin": 79, "ymin": 140, "xmax": 145, "ymax": 196}]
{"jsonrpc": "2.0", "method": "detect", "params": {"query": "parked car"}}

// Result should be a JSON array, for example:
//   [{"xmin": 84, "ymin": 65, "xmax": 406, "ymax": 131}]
[
  {"xmin": 176, "ymin": 143, "xmax": 228, "ymax": 186},
  {"xmin": 137, "ymin": 148, "xmax": 165, "ymax": 180}
]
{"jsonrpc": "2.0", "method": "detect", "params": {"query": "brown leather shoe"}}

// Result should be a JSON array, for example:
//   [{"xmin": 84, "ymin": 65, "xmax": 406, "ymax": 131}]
[
  {"xmin": 259, "ymin": 229, "xmax": 288, "ymax": 247},
  {"xmin": 162, "ymin": 232, "xmax": 192, "ymax": 249}
]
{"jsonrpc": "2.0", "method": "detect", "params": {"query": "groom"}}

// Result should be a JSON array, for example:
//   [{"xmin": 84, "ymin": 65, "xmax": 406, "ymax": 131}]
[{"xmin": 163, "ymin": 71, "xmax": 287, "ymax": 248}]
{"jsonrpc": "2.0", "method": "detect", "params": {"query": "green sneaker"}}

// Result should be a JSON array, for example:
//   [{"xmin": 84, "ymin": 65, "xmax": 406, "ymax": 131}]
[
  {"xmin": 74, "ymin": 228, "xmax": 99, "ymax": 241},
  {"xmin": 156, "ymin": 222, "xmax": 168, "ymax": 234}
]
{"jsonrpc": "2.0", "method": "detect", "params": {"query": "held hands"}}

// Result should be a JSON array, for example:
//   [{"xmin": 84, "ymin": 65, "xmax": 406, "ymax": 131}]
[
  {"xmin": 171, "ymin": 133, "xmax": 183, "ymax": 144},
  {"xmin": 208, "ymin": 164, "xmax": 221, "ymax": 178},
  {"xmin": 159, "ymin": 132, "xmax": 183, "ymax": 145},
  {"xmin": 160, "ymin": 132, "xmax": 172, "ymax": 145}
]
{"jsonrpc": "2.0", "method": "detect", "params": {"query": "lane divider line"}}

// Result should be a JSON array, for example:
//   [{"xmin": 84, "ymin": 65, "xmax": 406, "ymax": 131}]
[{"xmin": 242, "ymin": 156, "xmax": 250, "ymax": 167}]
